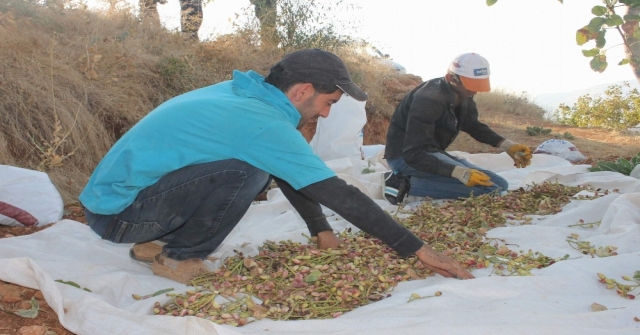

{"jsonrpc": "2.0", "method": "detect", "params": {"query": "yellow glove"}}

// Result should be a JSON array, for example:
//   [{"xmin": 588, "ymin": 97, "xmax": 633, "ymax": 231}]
[
  {"xmin": 500, "ymin": 139, "xmax": 532, "ymax": 168},
  {"xmin": 451, "ymin": 166, "xmax": 494, "ymax": 187}
]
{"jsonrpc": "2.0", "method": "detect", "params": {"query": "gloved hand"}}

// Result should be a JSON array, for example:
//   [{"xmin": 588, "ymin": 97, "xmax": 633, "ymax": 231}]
[
  {"xmin": 500, "ymin": 139, "xmax": 532, "ymax": 168},
  {"xmin": 451, "ymin": 166, "xmax": 494, "ymax": 187}
]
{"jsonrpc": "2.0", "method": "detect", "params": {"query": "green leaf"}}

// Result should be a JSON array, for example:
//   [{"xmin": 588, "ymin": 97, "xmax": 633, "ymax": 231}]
[
  {"xmin": 582, "ymin": 48, "xmax": 600, "ymax": 57},
  {"xmin": 597, "ymin": 161, "xmax": 624, "ymax": 173},
  {"xmin": 634, "ymin": 270, "xmax": 640, "ymax": 280},
  {"xmin": 623, "ymin": 14, "xmax": 640, "ymax": 21},
  {"xmin": 591, "ymin": 6, "xmax": 607, "ymax": 16},
  {"xmin": 596, "ymin": 29, "xmax": 607, "ymax": 49},
  {"xmin": 621, "ymin": 0, "xmax": 640, "ymax": 6},
  {"xmin": 587, "ymin": 17, "xmax": 606, "ymax": 33},
  {"xmin": 486, "ymin": 0, "xmax": 498, "ymax": 6},
  {"xmin": 605, "ymin": 14, "xmax": 624, "ymax": 27},
  {"xmin": 132, "ymin": 287, "xmax": 175, "ymax": 300},
  {"xmin": 14, "ymin": 297, "xmax": 39, "ymax": 319},
  {"xmin": 304, "ymin": 269, "xmax": 322, "ymax": 283},
  {"xmin": 617, "ymin": 158, "xmax": 633, "ymax": 174},
  {"xmin": 55, "ymin": 279, "xmax": 81, "ymax": 289},
  {"xmin": 619, "ymin": 58, "xmax": 630, "ymax": 65},
  {"xmin": 576, "ymin": 27, "xmax": 591, "ymax": 45},
  {"xmin": 55, "ymin": 279, "xmax": 91, "ymax": 292},
  {"xmin": 590, "ymin": 54, "xmax": 608, "ymax": 73},
  {"xmin": 634, "ymin": 29, "xmax": 640, "ymax": 40}
]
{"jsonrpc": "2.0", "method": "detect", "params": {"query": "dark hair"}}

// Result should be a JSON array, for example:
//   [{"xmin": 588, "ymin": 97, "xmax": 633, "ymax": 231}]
[{"xmin": 265, "ymin": 63, "xmax": 339, "ymax": 94}]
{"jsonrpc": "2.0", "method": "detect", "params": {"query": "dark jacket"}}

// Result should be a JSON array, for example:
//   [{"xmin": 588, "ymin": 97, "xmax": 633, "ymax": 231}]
[{"xmin": 384, "ymin": 77, "xmax": 504, "ymax": 177}]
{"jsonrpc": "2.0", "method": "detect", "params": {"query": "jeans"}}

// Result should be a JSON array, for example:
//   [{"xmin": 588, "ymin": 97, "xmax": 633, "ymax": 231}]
[
  {"xmin": 85, "ymin": 159, "xmax": 271, "ymax": 260},
  {"xmin": 387, "ymin": 153, "xmax": 508, "ymax": 199}
]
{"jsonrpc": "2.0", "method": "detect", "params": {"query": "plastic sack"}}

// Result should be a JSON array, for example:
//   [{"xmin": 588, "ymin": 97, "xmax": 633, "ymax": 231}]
[
  {"xmin": 310, "ymin": 95, "xmax": 367, "ymax": 162},
  {"xmin": 0, "ymin": 165, "xmax": 63, "ymax": 227},
  {"xmin": 533, "ymin": 139, "xmax": 586, "ymax": 162}
]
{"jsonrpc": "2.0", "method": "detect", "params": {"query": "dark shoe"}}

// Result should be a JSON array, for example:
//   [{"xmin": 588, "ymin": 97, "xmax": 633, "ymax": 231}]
[
  {"xmin": 129, "ymin": 241, "xmax": 165, "ymax": 264},
  {"xmin": 383, "ymin": 171, "xmax": 411, "ymax": 205},
  {"xmin": 151, "ymin": 253, "xmax": 211, "ymax": 284}
]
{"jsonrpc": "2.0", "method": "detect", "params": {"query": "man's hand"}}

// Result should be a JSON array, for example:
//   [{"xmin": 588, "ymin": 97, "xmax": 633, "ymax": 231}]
[
  {"xmin": 414, "ymin": 244, "xmax": 474, "ymax": 279},
  {"xmin": 500, "ymin": 139, "xmax": 532, "ymax": 168},
  {"xmin": 316, "ymin": 231, "xmax": 342, "ymax": 250},
  {"xmin": 451, "ymin": 166, "xmax": 493, "ymax": 187}
]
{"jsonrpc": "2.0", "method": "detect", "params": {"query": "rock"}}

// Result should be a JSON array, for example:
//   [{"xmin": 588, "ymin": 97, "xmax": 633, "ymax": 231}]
[
  {"xmin": 17, "ymin": 326, "xmax": 48, "ymax": 335},
  {"xmin": 0, "ymin": 282, "xmax": 23, "ymax": 303}
]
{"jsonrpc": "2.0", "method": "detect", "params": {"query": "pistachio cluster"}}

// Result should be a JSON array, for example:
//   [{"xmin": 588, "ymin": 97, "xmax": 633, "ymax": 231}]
[
  {"xmin": 155, "ymin": 237, "xmax": 433, "ymax": 325},
  {"xmin": 152, "ymin": 182, "xmax": 603, "ymax": 325},
  {"xmin": 567, "ymin": 234, "xmax": 618, "ymax": 257},
  {"xmin": 597, "ymin": 272, "xmax": 640, "ymax": 299}
]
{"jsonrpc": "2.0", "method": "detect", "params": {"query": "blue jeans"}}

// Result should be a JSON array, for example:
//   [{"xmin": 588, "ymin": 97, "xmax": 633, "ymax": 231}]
[
  {"xmin": 85, "ymin": 159, "xmax": 271, "ymax": 260},
  {"xmin": 387, "ymin": 153, "xmax": 508, "ymax": 199}
]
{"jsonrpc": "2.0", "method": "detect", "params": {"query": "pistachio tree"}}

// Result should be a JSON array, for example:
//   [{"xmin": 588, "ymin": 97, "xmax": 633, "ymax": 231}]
[{"xmin": 487, "ymin": 0, "xmax": 640, "ymax": 82}]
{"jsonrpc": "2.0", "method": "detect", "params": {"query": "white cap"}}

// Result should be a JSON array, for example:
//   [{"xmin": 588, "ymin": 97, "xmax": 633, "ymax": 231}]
[{"xmin": 448, "ymin": 53, "xmax": 491, "ymax": 92}]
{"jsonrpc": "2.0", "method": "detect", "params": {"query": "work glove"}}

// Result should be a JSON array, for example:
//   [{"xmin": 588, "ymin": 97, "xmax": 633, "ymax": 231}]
[
  {"xmin": 451, "ymin": 166, "xmax": 494, "ymax": 187},
  {"xmin": 500, "ymin": 139, "xmax": 532, "ymax": 168}
]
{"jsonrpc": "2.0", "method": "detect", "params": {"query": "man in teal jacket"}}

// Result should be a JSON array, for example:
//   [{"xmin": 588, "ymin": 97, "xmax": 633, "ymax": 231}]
[{"xmin": 80, "ymin": 49, "xmax": 473, "ymax": 283}]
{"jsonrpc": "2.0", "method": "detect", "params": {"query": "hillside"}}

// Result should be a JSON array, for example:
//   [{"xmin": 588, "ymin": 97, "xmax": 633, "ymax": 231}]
[
  {"xmin": 3, "ymin": 2, "xmax": 640, "ymax": 333},
  {"xmin": 3, "ymin": 0, "xmax": 640, "ymax": 207}
]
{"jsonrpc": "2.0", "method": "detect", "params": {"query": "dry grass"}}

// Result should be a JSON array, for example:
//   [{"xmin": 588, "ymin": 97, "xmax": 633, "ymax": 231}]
[
  {"xmin": 450, "ymin": 91, "xmax": 640, "ymax": 161},
  {"xmin": 3, "ymin": 0, "xmax": 640, "ymax": 205}
]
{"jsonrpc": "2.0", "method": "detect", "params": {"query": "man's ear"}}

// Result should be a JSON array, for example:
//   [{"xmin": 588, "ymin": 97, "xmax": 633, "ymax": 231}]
[
  {"xmin": 286, "ymin": 83, "xmax": 315, "ymax": 104},
  {"xmin": 444, "ymin": 73, "xmax": 453, "ymax": 81}
]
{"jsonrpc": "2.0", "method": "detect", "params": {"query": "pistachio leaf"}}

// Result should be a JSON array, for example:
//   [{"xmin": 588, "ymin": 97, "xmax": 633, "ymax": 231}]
[
  {"xmin": 591, "ymin": 6, "xmax": 607, "ymax": 16},
  {"xmin": 304, "ymin": 269, "xmax": 322, "ymax": 283},
  {"xmin": 576, "ymin": 27, "xmax": 591, "ymax": 45},
  {"xmin": 14, "ymin": 297, "xmax": 39, "ymax": 319},
  {"xmin": 587, "ymin": 17, "xmax": 606, "ymax": 33},
  {"xmin": 605, "ymin": 14, "xmax": 624, "ymax": 27},
  {"xmin": 582, "ymin": 48, "xmax": 600, "ymax": 57}
]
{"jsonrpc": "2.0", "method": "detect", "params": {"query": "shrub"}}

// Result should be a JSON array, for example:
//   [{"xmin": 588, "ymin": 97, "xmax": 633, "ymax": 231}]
[
  {"xmin": 526, "ymin": 126, "xmax": 552, "ymax": 136},
  {"xmin": 554, "ymin": 82, "xmax": 640, "ymax": 130}
]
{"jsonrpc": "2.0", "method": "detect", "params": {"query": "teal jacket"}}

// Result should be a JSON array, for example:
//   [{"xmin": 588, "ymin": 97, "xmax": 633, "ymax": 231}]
[{"xmin": 80, "ymin": 70, "xmax": 336, "ymax": 214}]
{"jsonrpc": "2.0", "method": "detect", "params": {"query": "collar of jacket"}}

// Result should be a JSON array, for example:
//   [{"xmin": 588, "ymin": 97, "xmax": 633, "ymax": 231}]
[
  {"xmin": 231, "ymin": 70, "xmax": 301, "ymax": 126},
  {"xmin": 439, "ymin": 77, "xmax": 472, "ymax": 107}
]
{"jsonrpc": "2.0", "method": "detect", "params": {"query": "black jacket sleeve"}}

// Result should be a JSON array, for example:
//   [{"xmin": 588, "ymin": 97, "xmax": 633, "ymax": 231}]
[
  {"xmin": 275, "ymin": 176, "xmax": 424, "ymax": 257},
  {"xmin": 273, "ymin": 177, "xmax": 333, "ymax": 236}
]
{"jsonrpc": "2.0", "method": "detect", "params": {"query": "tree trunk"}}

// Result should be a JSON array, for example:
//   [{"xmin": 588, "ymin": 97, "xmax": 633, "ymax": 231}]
[
  {"xmin": 138, "ymin": 0, "xmax": 164, "ymax": 28},
  {"xmin": 179, "ymin": 0, "xmax": 203, "ymax": 40},
  {"xmin": 623, "ymin": 5, "xmax": 640, "ymax": 83},
  {"xmin": 249, "ymin": 0, "xmax": 278, "ymax": 46}
]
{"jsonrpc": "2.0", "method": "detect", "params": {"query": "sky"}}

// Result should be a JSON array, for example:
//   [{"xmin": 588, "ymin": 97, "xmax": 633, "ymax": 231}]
[{"xmin": 126, "ymin": 0, "xmax": 639, "ymax": 97}]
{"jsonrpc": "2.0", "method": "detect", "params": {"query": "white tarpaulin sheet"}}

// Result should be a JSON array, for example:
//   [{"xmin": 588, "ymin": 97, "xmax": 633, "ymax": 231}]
[{"xmin": 1, "ymin": 151, "xmax": 640, "ymax": 335}]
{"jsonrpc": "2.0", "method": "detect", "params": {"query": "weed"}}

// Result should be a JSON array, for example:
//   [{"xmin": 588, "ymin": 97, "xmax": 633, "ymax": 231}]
[
  {"xmin": 30, "ymin": 113, "xmax": 77, "ymax": 171},
  {"xmin": 588, "ymin": 152, "xmax": 640, "ymax": 175},
  {"xmin": 526, "ymin": 126, "xmax": 552, "ymax": 136}
]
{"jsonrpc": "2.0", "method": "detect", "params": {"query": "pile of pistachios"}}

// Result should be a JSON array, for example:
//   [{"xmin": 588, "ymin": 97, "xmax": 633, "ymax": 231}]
[{"xmin": 152, "ymin": 182, "xmax": 608, "ymax": 325}]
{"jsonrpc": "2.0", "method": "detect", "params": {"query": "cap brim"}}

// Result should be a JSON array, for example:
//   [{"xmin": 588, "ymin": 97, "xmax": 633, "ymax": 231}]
[
  {"xmin": 336, "ymin": 83, "xmax": 369, "ymax": 101},
  {"xmin": 459, "ymin": 76, "xmax": 490, "ymax": 92}
]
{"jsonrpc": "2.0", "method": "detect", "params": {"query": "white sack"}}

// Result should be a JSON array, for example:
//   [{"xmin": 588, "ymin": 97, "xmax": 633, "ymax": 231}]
[
  {"xmin": 310, "ymin": 96, "xmax": 367, "ymax": 162},
  {"xmin": 534, "ymin": 139, "xmax": 587, "ymax": 162},
  {"xmin": 0, "ymin": 165, "xmax": 63, "ymax": 227}
]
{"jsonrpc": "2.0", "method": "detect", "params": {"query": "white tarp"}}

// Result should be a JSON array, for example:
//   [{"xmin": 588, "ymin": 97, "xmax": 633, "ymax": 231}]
[{"xmin": 1, "ymin": 151, "xmax": 640, "ymax": 335}]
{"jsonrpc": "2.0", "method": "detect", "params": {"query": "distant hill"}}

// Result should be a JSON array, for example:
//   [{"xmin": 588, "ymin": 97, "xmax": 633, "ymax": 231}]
[{"xmin": 532, "ymin": 80, "xmax": 640, "ymax": 115}]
